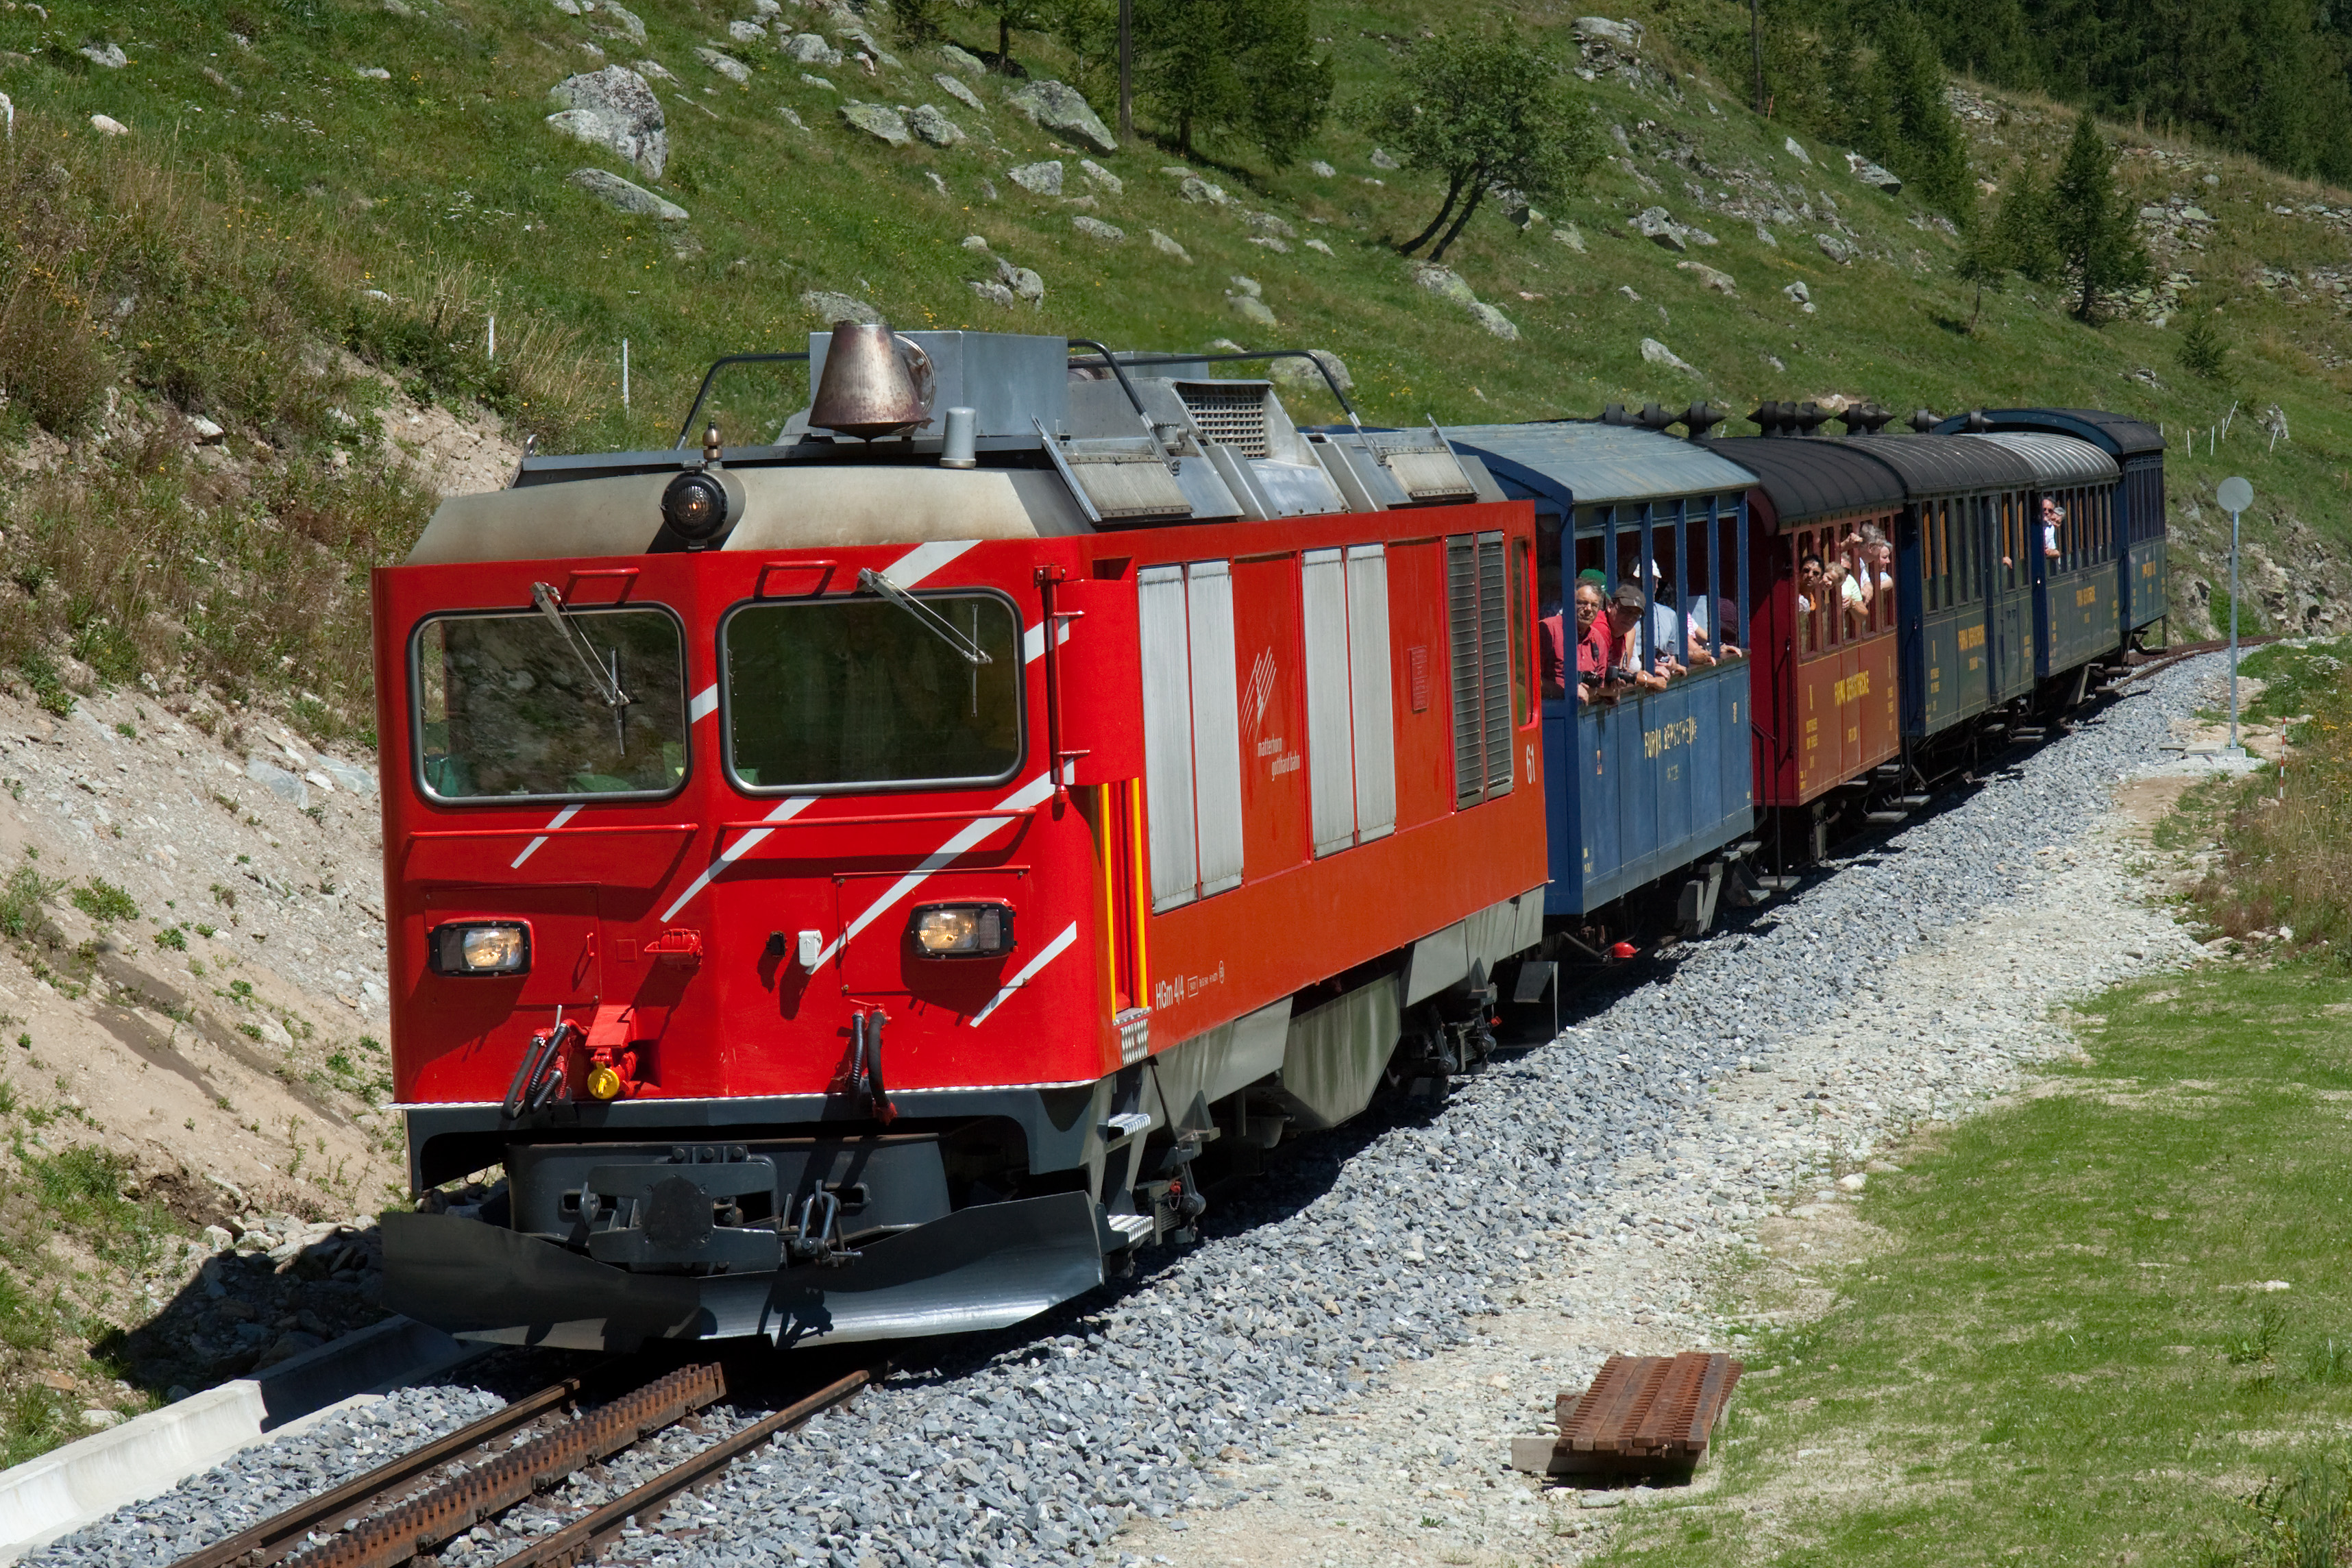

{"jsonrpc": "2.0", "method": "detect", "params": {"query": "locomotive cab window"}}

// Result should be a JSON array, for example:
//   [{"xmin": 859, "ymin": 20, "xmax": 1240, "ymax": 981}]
[
  {"xmin": 721, "ymin": 592, "xmax": 1022, "ymax": 792},
  {"xmin": 413, "ymin": 609, "xmax": 688, "ymax": 803}
]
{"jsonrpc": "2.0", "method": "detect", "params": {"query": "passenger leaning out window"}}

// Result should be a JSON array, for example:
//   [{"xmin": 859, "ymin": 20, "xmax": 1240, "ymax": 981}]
[
  {"xmin": 1606, "ymin": 584, "xmax": 1670, "ymax": 692},
  {"xmin": 1573, "ymin": 582, "xmax": 1610, "ymax": 703}
]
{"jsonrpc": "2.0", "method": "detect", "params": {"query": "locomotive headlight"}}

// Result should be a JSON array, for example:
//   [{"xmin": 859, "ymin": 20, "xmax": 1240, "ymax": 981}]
[
  {"xmin": 430, "ymin": 921, "xmax": 531, "ymax": 977},
  {"xmin": 909, "ymin": 903, "xmax": 1014, "ymax": 958},
  {"xmin": 660, "ymin": 466, "xmax": 744, "ymax": 545}
]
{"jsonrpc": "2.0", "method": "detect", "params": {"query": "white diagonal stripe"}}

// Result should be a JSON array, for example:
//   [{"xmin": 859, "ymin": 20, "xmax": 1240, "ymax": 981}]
[
  {"xmin": 813, "ymin": 773, "xmax": 1055, "ymax": 969},
  {"xmin": 691, "ymin": 552, "xmax": 977, "ymax": 724},
  {"xmin": 969, "ymin": 920, "xmax": 1081, "ymax": 1027},
  {"xmin": 509, "ymin": 803, "xmax": 582, "ymax": 869},
  {"xmin": 882, "ymin": 539, "xmax": 980, "ymax": 589},
  {"xmin": 659, "ymin": 795, "xmax": 816, "ymax": 922},
  {"xmin": 1020, "ymin": 617, "xmax": 1073, "ymax": 665}
]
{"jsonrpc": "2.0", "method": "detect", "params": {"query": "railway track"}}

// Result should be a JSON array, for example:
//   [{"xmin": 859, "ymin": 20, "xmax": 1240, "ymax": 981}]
[
  {"xmin": 2106, "ymin": 634, "xmax": 2281, "ymax": 691},
  {"xmin": 174, "ymin": 1360, "xmax": 874, "ymax": 1568}
]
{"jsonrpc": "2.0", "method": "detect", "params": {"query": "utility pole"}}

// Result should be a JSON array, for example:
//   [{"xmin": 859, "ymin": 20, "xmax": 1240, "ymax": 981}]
[
  {"xmin": 2218, "ymin": 475, "xmax": 2253, "ymax": 759},
  {"xmin": 1749, "ymin": 0, "xmax": 1764, "ymax": 114},
  {"xmin": 1118, "ymin": 0, "xmax": 1134, "ymax": 142}
]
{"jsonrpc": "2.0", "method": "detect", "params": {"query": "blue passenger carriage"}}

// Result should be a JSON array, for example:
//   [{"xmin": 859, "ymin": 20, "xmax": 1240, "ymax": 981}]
[
  {"xmin": 1442, "ymin": 423, "xmax": 1756, "ymax": 920},
  {"xmin": 1941, "ymin": 410, "xmax": 2168, "ymax": 644},
  {"xmin": 1957, "ymin": 432, "xmax": 2125, "ymax": 685}
]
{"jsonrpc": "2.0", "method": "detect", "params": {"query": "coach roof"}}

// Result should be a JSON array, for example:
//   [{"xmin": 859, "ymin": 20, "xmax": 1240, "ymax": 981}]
[
  {"xmin": 1444, "ymin": 421, "xmax": 1757, "ymax": 509},
  {"xmin": 1959, "ymin": 432, "xmax": 2122, "ymax": 488},
  {"xmin": 1696, "ymin": 435, "xmax": 1907, "ymax": 524},
  {"xmin": 1936, "ymin": 407, "xmax": 2166, "ymax": 456},
  {"xmin": 1826, "ymin": 432, "xmax": 2039, "ymax": 497}
]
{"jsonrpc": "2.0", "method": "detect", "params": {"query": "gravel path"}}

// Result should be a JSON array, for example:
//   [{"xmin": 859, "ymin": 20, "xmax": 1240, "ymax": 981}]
[{"xmin": 27, "ymin": 657, "xmax": 2226, "ymax": 1568}]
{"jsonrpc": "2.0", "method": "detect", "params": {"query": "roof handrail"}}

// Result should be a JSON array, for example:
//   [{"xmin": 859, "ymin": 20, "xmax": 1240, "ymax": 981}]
[{"xmin": 673, "ymin": 352, "xmax": 812, "ymax": 450}]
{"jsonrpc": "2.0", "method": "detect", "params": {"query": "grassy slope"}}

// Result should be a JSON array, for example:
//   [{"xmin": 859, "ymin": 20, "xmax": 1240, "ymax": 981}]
[
  {"xmin": 1598, "ymin": 961, "xmax": 2352, "ymax": 1567},
  {"xmin": 2175, "ymin": 635, "xmax": 2352, "ymax": 957},
  {"xmin": 6, "ymin": 0, "xmax": 2352, "ymax": 639}
]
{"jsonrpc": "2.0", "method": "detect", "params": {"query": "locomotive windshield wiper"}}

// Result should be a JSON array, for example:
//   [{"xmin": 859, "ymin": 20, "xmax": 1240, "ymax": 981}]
[
  {"xmin": 855, "ymin": 567, "xmax": 994, "ymax": 666},
  {"xmin": 531, "ymin": 581, "xmax": 635, "ymax": 710}
]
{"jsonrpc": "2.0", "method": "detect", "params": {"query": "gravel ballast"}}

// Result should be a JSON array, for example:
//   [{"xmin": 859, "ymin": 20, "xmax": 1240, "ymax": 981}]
[{"xmin": 27, "ymin": 657, "xmax": 2228, "ymax": 1568}]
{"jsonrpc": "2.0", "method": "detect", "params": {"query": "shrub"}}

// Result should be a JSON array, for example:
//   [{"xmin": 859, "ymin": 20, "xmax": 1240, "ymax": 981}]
[
  {"xmin": 68, "ymin": 879, "xmax": 139, "ymax": 926},
  {"xmin": 0, "ymin": 861, "xmax": 65, "ymax": 941}
]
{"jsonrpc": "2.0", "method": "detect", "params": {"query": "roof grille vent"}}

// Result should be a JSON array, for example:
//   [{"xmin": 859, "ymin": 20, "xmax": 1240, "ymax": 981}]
[{"xmin": 1175, "ymin": 382, "xmax": 1271, "ymax": 457}]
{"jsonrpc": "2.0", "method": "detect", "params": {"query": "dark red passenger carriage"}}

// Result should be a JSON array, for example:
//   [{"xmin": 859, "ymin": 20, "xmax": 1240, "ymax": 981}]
[
  {"xmin": 375, "ymin": 331, "xmax": 1549, "ymax": 1349},
  {"xmin": 1697, "ymin": 427, "xmax": 1905, "ymax": 855}
]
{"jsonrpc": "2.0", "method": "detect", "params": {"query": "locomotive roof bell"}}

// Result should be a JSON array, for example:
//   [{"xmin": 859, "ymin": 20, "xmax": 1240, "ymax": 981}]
[{"xmin": 809, "ymin": 320, "xmax": 937, "ymax": 441}]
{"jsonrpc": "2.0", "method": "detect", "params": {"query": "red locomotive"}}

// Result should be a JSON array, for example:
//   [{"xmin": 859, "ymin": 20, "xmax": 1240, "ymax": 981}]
[{"xmin": 378, "ymin": 328, "xmax": 1549, "ymax": 1349}]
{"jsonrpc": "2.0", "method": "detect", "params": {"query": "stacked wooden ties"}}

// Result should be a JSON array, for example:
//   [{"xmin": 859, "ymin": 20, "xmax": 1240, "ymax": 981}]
[{"xmin": 1508, "ymin": 1351, "xmax": 1743, "ymax": 1480}]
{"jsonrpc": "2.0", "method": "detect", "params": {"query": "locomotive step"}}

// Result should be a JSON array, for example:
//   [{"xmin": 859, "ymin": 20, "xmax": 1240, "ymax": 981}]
[{"xmin": 1099, "ymin": 1112, "xmax": 1154, "ymax": 1144}]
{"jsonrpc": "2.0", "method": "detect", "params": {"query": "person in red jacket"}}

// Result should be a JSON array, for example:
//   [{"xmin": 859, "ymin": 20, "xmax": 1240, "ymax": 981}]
[{"xmin": 1573, "ymin": 580, "xmax": 1611, "ymax": 701}]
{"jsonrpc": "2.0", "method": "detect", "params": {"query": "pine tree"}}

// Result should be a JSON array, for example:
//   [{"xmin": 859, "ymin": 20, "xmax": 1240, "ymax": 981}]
[
  {"xmin": 1828, "ymin": 8, "xmax": 1971, "ymax": 221},
  {"xmin": 1129, "ymin": 0, "xmax": 1331, "ymax": 165},
  {"xmin": 1367, "ymin": 23, "xmax": 1602, "ymax": 263},
  {"xmin": 1952, "ymin": 204, "xmax": 2012, "ymax": 333},
  {"xmin": 1233, "ymin": 0, "xmax": 1333, "ymax": 167},
  {"xmin": 1993, "ymin": 164, "xmax": 2061, "ymax": 284},
  {"xmin": 1872, "ymin": 8, "xmax": 1972, "ymax": 220},
  {"xmin": 2177, "ymin": 310, "xmax": 2231, "ymax": 381},
  {"xmin": 2050, "ymin": 114, "xmax": 2149, "ymax": 322},
  {"xmin": 1042, "ymin": 0, "xmax": 1120, "ymax": 108},
  {"xmin": 1134, "ymin": 1, "xmax": 1242, "ymax": 156},
  {"xmin": 987, "ymin": 1, "xmax": 1049, "ymax": 71},
  {"xmin": 895, "ymin": 0, "xmax": 947, "ymax": 46}
]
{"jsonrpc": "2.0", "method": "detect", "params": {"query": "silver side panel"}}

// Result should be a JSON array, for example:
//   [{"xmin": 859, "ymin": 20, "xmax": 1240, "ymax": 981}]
[
  {"xmin": 1402, "ymin": 889, "xmax": 1545, "ymax": 1005},
  {"xmin": 1345, "ymin": 545, "xmax": 1397, "ymax": 843},
  {"xmin": 1186, "ymin": 561, "xmax": 1246, "ymax": 898},
  {"xmin": 1271, "ymin": 975, "xmax": 1401, "ymax": 1131},
  {"xmin": 1301, "ymin": 548, "xmax": 1358, "ymax": 857},
  {"xmin": 1140, "ymin": 996, "xmax": 1293, "ymax": 1128},
  {"xmin": 1402, "ymin": 920, "xmax": 1469, "ymax": 1007},
  {"xmin": 1138, "ymin": 565, "xmax": 1199, "ymax": 911}
]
